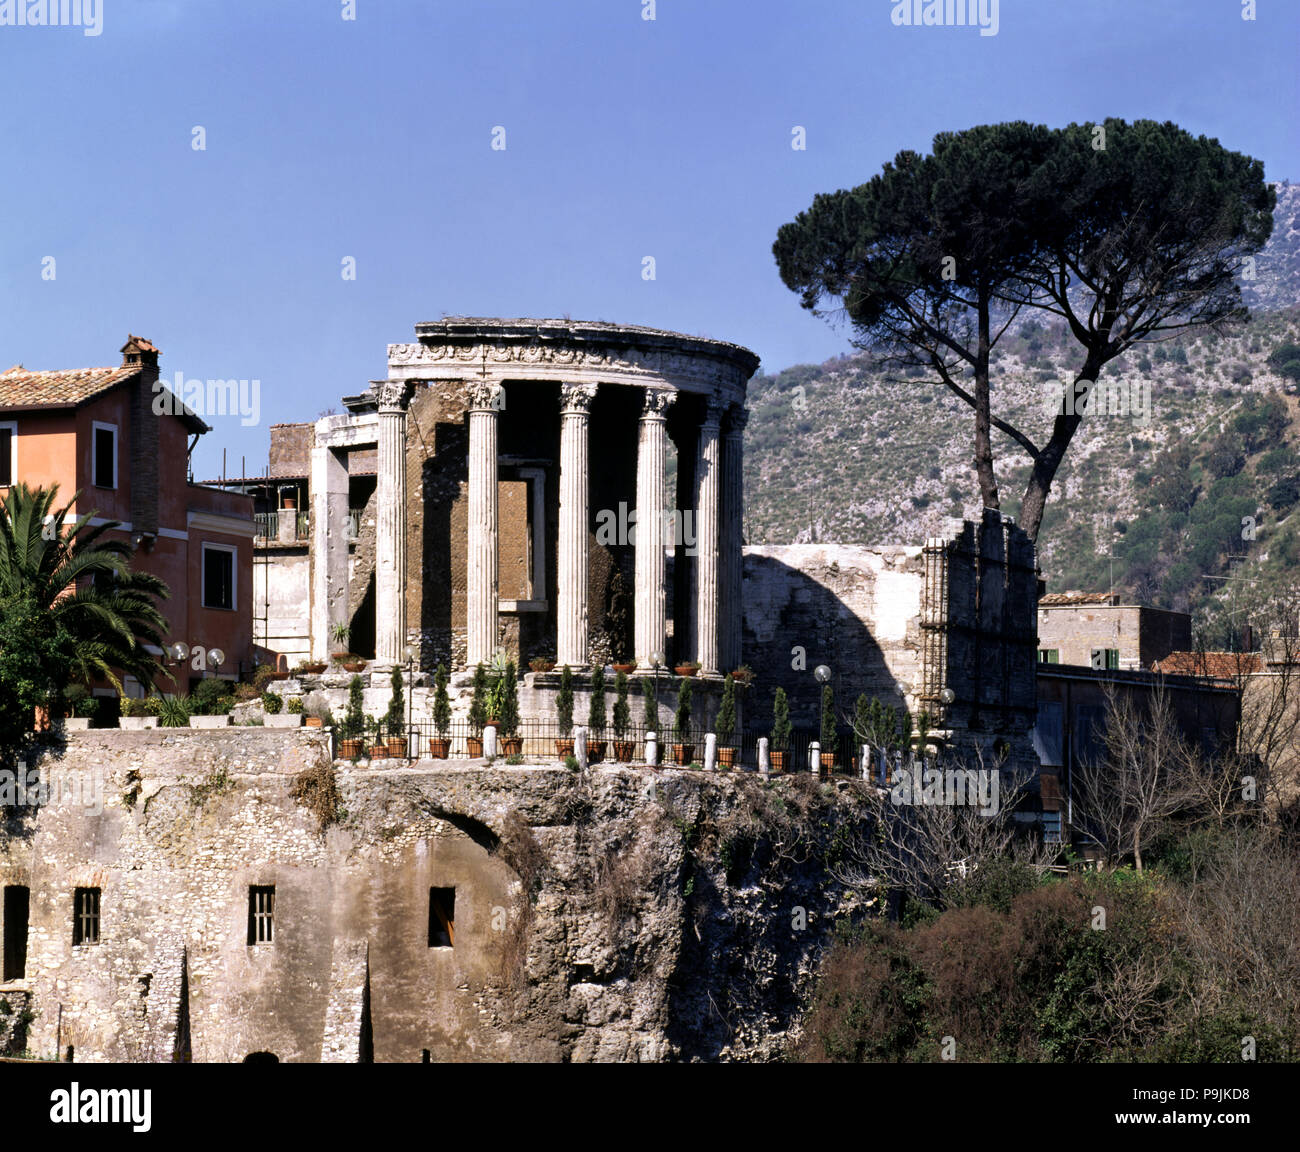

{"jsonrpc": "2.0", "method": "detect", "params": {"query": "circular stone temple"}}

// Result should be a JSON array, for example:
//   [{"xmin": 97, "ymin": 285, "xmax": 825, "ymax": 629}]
[{"xmin": 310, "ymin": 318, "xmax": 760, "ymax": 675}]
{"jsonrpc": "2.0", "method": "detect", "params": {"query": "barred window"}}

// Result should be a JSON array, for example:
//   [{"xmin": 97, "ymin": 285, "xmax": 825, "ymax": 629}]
[
  {"xmin": 248, "ymin": 886, "xmax": 275, "ymax": 945},
  {"xmin": 73, "ymin": 888, "xmax": 100, "ymax": 946}
]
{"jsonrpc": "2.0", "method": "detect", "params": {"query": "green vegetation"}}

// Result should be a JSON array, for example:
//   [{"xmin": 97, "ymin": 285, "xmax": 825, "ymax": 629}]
[
  {"xmin": 715, "ymin": 673, "xmax": 736, "ymax": 746},
  {"xmin": 556, "ymin": 665, "xmax": 574, "ymax": 737},
  {"xmin": 432, "ymin": 664, "xmax": 451, "ymax": 736},
  {"xmin": 587, "ymin": 665, "xmax": 606, "ymax": 736},
  {"xmin": 771, "ymin": 687, "xmax": 792, "ymax": 752},
  {"xmin": 0, "ymin": 483, "xmax": 170, "ymax": 754},
  {"xmin": 468, "ymin": 664, "xmax": 488, "ymax": 734},
  {"xmin": 612, "ymin": 671, "xmax": 631, "ymax": 741}
]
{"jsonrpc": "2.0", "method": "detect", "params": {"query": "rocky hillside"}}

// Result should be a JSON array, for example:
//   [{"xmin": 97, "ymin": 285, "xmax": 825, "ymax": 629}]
[{"xmin": 745, "ymin": 182, "xmax": 1300, "ymax": 637}]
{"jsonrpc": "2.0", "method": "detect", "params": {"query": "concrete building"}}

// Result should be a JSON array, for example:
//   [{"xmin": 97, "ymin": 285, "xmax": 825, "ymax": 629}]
[
  {"xmin": 1036, "ymin": 590, "xmax": 1190, "ymax": 671},
  {"xmin": 0, "ymin": 336, "xmax": 255, "ymax": 692}
]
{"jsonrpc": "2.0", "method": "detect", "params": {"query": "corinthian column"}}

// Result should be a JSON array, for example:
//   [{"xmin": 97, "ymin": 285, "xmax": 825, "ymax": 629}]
[
  {"xmin": 375, "ymin": 381, "xmax": 409, "ymax": 667},
  {"xmin": 694, "ymin": 396, "xmax": 723, "ymax": 675},
  {"xmin": 721, "ymin": 406, "xmax": 748, "ymax": 671},
  {"xmin": 557, "ymin": 382, "xmax": 598, "ymax": 670},
  {"xmin": 466, "ymin": 380, "xmax": 500, "ymax": 668},
  {"xmin": 635, "ymin": 389, "xmax": 675, "ymax": 670}
]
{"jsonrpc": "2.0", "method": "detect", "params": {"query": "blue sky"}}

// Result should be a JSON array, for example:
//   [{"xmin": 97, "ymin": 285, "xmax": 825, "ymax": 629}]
[{"xmin": 2, "ymin": 0, "xmax": 1296, "ymax": 479}]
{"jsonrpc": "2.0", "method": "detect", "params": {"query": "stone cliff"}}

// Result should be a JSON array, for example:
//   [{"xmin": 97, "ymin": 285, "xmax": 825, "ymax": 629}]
[{"xmin": 0, "ymin": 730, "xmax": 870, "ymax": 1062}]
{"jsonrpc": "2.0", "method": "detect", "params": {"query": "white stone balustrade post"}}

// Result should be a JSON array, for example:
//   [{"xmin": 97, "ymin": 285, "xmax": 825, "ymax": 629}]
[
  {"xmin": 810, "ymin": 741, "xmax": 821, "ymax": 776},
  {"xmin": 646, "ymin": 730, "xmax": 658, "ymax": 767},
  {"xmin": 758, "ymin": 736, "xmax": 770, "ymax": 778},
  {"xmin": 483, "ymin": 724, "xmax": 497, "ymax": 763},
  {"xmin": 704, "ymin": 732, "xmax": 717, "ymax": 772},
  {"xmin": 575, "ymin": 726, "xmax": 588, "ymax": 771}
]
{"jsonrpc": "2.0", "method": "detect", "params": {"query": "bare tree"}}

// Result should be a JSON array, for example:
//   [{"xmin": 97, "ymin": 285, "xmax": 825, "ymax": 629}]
[
  {"xmin": 1072, "ymin": 682, "xmax": 1197, "ymax": 872},
  {"xmin": 830, "ymin": 742, "xmax": 1053, "ymax": 906}
]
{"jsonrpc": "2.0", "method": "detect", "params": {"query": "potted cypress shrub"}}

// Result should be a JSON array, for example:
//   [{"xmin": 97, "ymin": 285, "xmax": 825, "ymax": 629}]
[
  {"xmin": 770, "ymin": 687, "xmax": 791, "ymax": 773},
  {"xmin": 642, "ymin": 676, "xmax": 658, "ymax": 737},
  {"xmin": 384, "ymin": 665, "xmax": 408, "ymax": 757},
  {"xmin": 587, "ymin": 666, "xmax": 607, "ymax": 763},
  {"xmin": 368, "ymin": 715, "xmax": 390, "ymax": 760},
  {"xmin": 338, "ymin": 674, "xmax": 366, "ymax": 759},
  {"xmin": 429, "ymin": 663, "xmax": 452, "ymax": 758},
  {"xmin": 499, "ymin": 660, "xmax": 522, "ymax": 756},
  {"xmin": 612, "ymin": 671, "xmax": 634, "ymax": 761},
  {"xmin": 819, "ymin": 683, "xmax": 837, "ymax": 774},
  {"xmin": 714, "ymin": 672, "xmax": 738, "ymax": 768},
  {"xmin": 554, "ymin": 665, "xmax": 574, "ymax": 757},
  {"xmin": 672, "ymin": 676, "xmax": 694, "ymax": 766},
  {"xmin": 467, "ymin": 663, "xmax": 488, "ymax": 757}
]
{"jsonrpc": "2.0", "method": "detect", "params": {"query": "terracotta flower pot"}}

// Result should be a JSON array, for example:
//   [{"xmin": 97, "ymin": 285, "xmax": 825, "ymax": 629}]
[
  {"xmin": 304, "ymin": 716, "xmax": 323, "ymax": 728},
  {"xmin": 674, "ymin": 665, "xmax": 699, "ymax": 677},
  {"xmin": 339, "ymin": 737, "xmax": 364, "ymax": 759},
  {"xmin": 611, "ymin": 663, "xmax": 636, "ymax": 675},
  {"xmin": 613, "ymin": 739, "xmax": 636, "ymax": 762},
  {"xmin": 369, "ymin": 744, "xmax": 390, "ymax": 760},
  {"xmin": 555, "ymin": 738, "xmax": 574, "ymax": 758},
  {"xmin": 770, "ymin": 749, "xmax": 787, "ymax": 773},
  {"xmin": 820, "ymin": 751, "xmax": 837, "ymax": 775},
  {"xmin": 717, "ymin": 745, "xmax": 738, "ymax": 769},
  {"xmin": 428, "ymin": 736, "xmax": 450, "ymax": 759},
  {"xmin": 343, "ymin": 661, "xmax": 367, "ymax": 673},
  {"xmin": 672, "ymin": 743, "xmax": 695, "ymax": 766},
  {"xmin": 501, "ymin": 736, "xmax": 523, "ymax": 757},
  {"xmin": 386, "ymin": 737, "xmax": 408, "ymax": 758},
  {"xmin": 467, "ymin": 736, "xmax": 484, "ymax": 758},
  {"xmin": 588, "ymin": 740, "xmax": 607, "ymax": 764}
]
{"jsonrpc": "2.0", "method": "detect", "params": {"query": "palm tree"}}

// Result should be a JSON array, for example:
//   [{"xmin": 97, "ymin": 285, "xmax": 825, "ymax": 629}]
[{"xmin": 0, "ymin": 483, "xmax": 170, "ymax": 698}]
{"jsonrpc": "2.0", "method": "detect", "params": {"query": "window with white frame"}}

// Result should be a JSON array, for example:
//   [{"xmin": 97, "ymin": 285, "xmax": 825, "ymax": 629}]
[
  {"xmin": 0, "ymin": 421, "xmax": 15, "ymax": 487},
  {"xmin": 91, "ymin": 422, "xmax": 118, "ymax": 490},
  {"xmin": 202, "ymin": 543, "xmax": 237, "ymax": 611}
]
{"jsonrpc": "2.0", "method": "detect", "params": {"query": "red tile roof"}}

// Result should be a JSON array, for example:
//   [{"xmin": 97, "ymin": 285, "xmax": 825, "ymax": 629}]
[
  {"xmin": 1152, "ymin": 651, "xmax": 1262, "ymax": 678},
  {"xmin": 0, "ymin": 364, "xmax": 139, "ymax": 409}
]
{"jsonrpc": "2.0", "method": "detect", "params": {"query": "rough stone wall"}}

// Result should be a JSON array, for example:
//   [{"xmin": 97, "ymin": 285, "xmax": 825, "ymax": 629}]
[
  {"xmin": 741, "ymin": 543, "xmax": 926, "ymax": 731},
  {"xmin": 0, "ymin": 731, "xmax": 868, "ymax": 1062},
  {"xmin": 269, "ymin": 423, "xmax": 313, "ymax": 478}
]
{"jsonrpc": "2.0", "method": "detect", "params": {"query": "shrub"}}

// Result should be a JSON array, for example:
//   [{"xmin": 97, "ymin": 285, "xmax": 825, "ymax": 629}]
[
  {"xmin": 612, "ymin": 671, "xmax": 631, "ymax": 740},
  {"xmin": 262, "ymin": 691, "xmax": 283, "ymax": 715},
  {"xmin": 342, "ymin": 675, "xmax": 365, "ymax": 739},
  {"xmin": 468, "ymin": 664, "xmax": 488, "ymax": 733},
  {"xmin": 286, "ymin": 696, "xmax": 304, "ymax": 715},
  {"xmin": 771, "ymin": 687, "xmax": 791, "ymax": 751},
  {"xmin": 820, "ymin": 683, "xmax": 836, "ymax": 751},
  {"xmin": 642, "ymin": 676, "xmax": 657, "ymax": 732},
  {"xmin": 191, "ymin": 676, "xmax": 233, "ymax": 716},
  {"xmin": 252, "ymin": 664, "xmax": 278, "ymax": 692},
  {"xmin": 674, "ymin": 676, "xmax": 692, "ymax": 742},
  {"xmin": 499, "ymin": 661, "xmax": 519, "ymax": 737},
  {"xmin": 715, "ymin": 673, "xmax": 736, "ymax": 745},
  {"xmin": 432, "ymin": 663, "xmax": 451, "ymax": 737},
  {"xmin": 157, "ymin": 695, "xmax": 191, "ymax": 728},
  {"xmin": 141, "ymin": 695, "xmax": 163, "ymax": 716},
  {"xmin": 383, "ymin": 665, "xmax": 405, "ymax": 737},
  {"xmin": 556, "ymin": 666, "xmax": 574, "ymax": 737},
  {"xmin": 588, "ymin": 666, "xmax": 606, "ymax": 735}
]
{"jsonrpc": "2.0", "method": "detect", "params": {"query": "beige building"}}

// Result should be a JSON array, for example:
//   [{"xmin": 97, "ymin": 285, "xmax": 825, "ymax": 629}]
[{"xmin": 1036, "ymin": 591, "xmax": 1190, "ymax": 671}]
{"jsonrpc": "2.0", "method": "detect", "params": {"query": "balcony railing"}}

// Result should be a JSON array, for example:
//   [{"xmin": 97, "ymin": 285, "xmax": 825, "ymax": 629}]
[{"xmin": 254, "ymin": 511, "xmax": 310, "ymax": 541}]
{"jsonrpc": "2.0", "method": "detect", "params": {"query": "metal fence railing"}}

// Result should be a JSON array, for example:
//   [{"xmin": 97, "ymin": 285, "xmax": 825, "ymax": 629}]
[{"xmin": 331, "ymin": 717, "xmax": 874, "ymax": 774}]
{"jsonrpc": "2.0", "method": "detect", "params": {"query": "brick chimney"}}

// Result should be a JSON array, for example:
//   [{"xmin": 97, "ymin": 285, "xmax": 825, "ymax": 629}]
[{"xmin": 122, "ymin": 334, "xmax": 161, "ymax": 539}]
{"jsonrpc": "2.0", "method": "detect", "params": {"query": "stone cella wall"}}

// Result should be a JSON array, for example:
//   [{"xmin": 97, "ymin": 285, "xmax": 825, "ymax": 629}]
[{"xmin": 0, "ymin": 729, "xmax": 868, "ymax": 1062}]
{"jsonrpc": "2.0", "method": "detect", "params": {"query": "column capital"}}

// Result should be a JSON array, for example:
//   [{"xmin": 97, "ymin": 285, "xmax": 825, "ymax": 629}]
[
  {"xmin": 375, "ymin": 379, "xmax": 411, "ymax": 413},
  {"xmin": 641, "ymin": 388, "xmax": 677, "ymax": 420},
  {"xmin": 724, "ymin": 405, "xmax": 749, "ymax": 437},
  {"xmin": 559, "ymin": 381, "xmax": 598, "ymax": 415},
  {"xmin": 701, "ymin": 394, "xmax": 724, "ymax": 429},
  {"xmin": 468, "ymin": 379, "xmax": 504, "ymax": 412}
]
